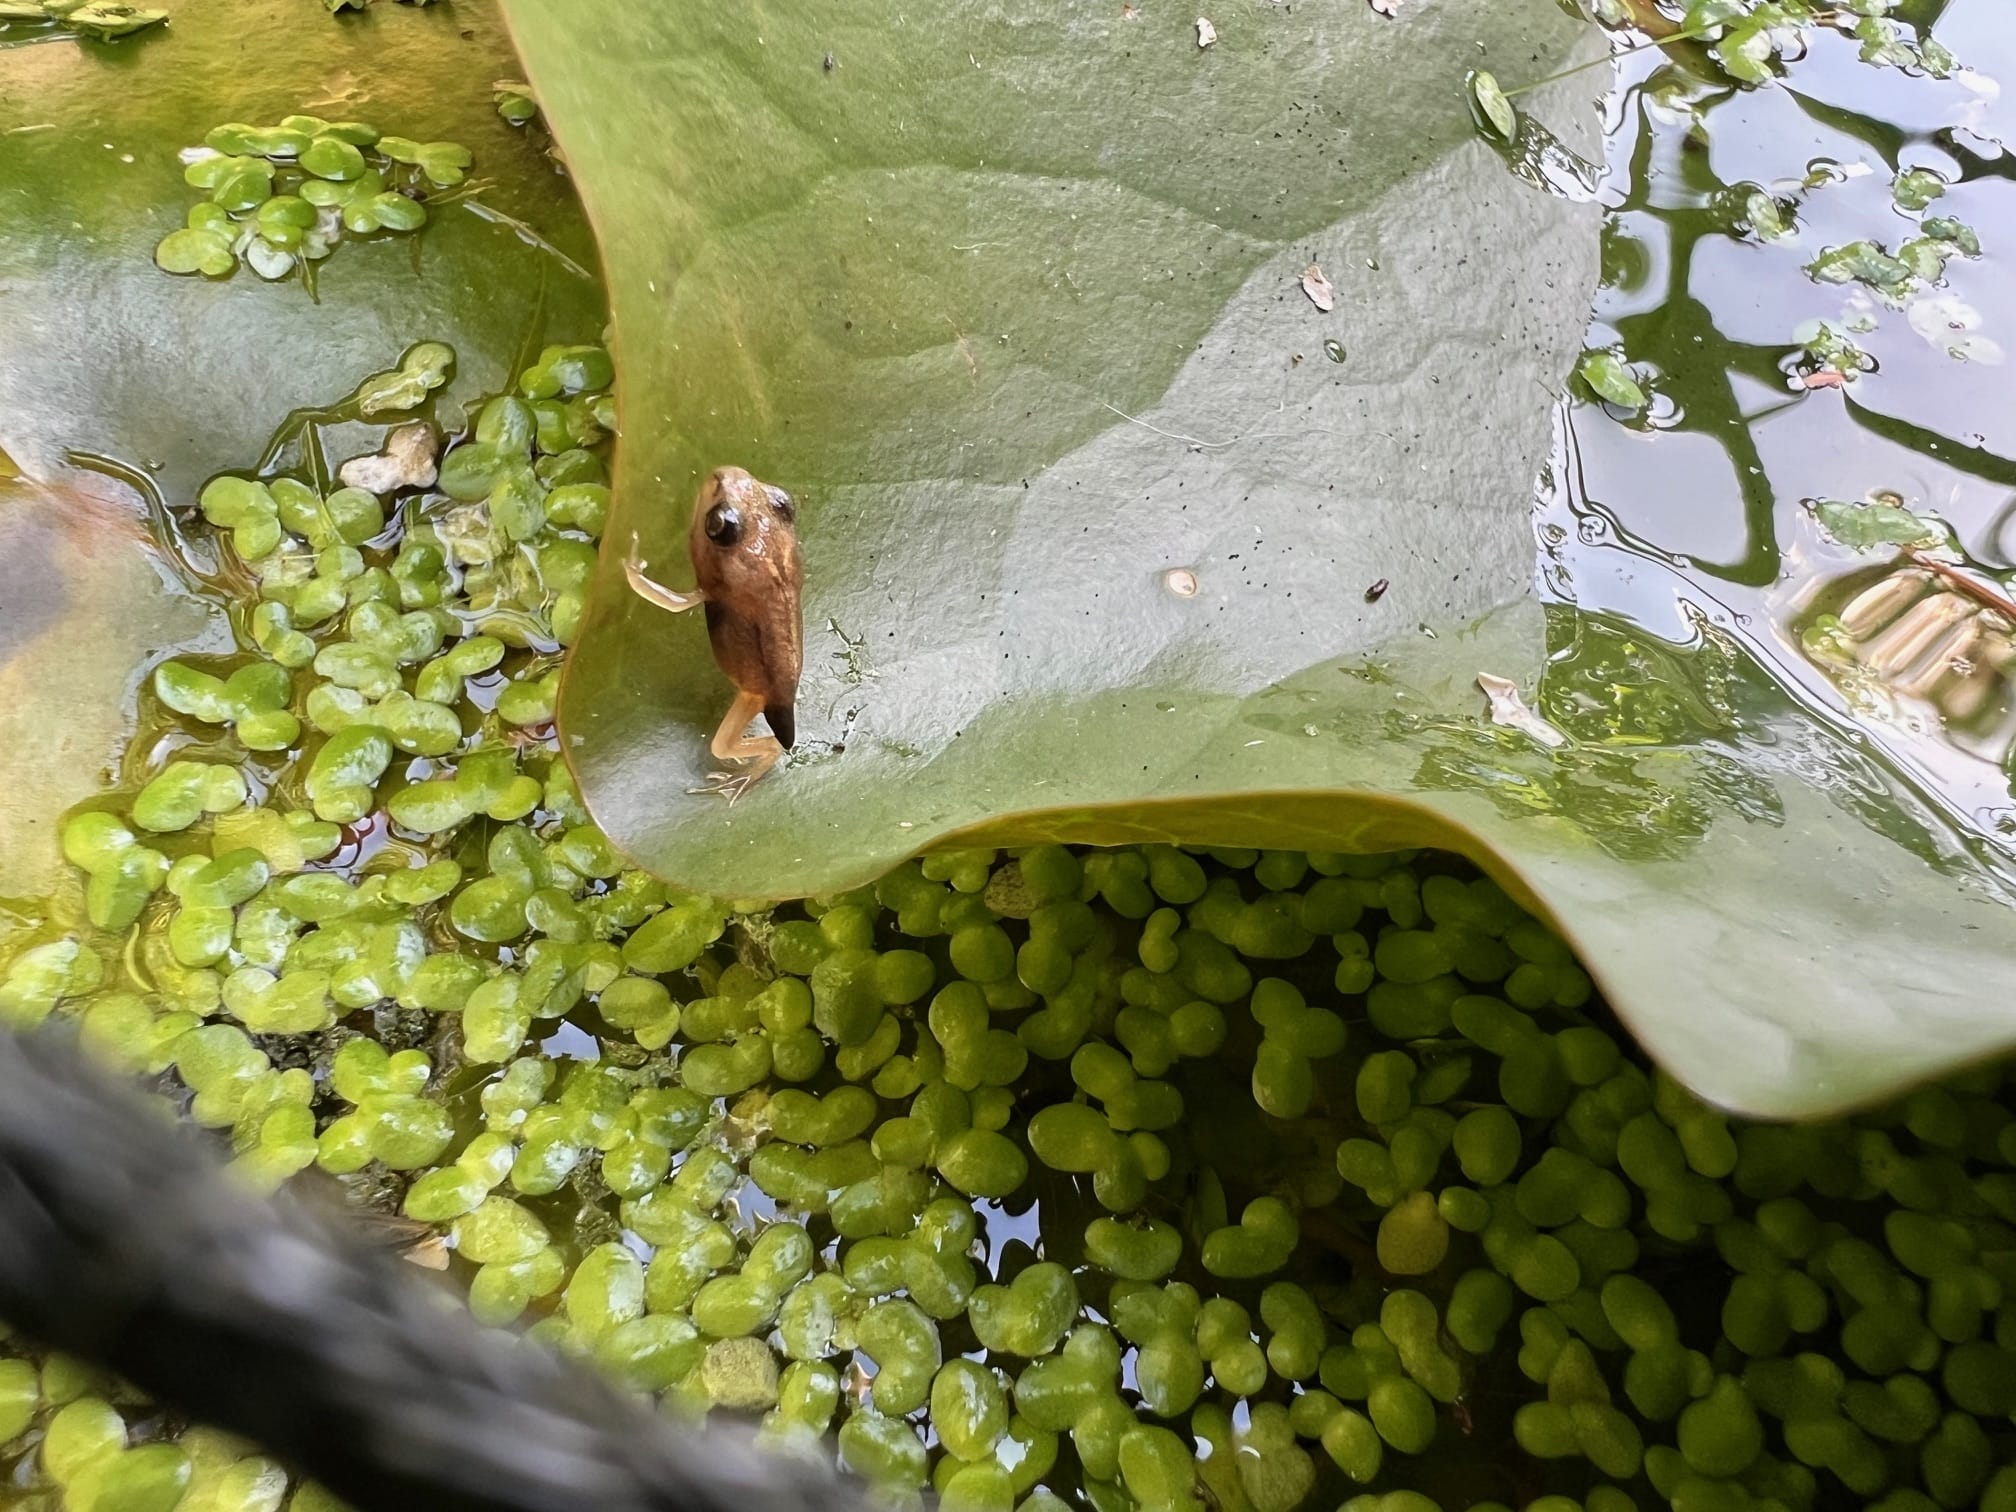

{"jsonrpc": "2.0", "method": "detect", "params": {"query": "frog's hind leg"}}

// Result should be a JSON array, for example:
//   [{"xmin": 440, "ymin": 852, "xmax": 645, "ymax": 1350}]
[{"xmin": 689, "ymin": 688, "xmax": 784, "ymax": 805}]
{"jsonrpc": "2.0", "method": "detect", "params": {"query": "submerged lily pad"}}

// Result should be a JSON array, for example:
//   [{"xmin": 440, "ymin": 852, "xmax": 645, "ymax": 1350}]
[
  {"xmin": 0, "ymin": 0, "xmax": 600, "ymax": 936},
  {"xmin": 0, "ymin": 0, "xmax": 603, "ymax": 503},
  {"xmin": 0, "ymin": 479, "xmax": 222, "ymax": 923}
]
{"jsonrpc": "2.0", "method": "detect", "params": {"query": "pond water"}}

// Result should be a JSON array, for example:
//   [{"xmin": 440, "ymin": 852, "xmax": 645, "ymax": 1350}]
[{"xmin": 1542, "ymin": 0, "xmax": 2016, "ymax": 860}]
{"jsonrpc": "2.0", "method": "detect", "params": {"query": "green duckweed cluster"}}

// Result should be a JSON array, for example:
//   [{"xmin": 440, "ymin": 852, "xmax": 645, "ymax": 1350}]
[
  {"xmin": 0, "ymin": 0, "xmax": 164, "ymax": 40},
  {"xmin": 493, "ymin": 80, "xmax": 540, "ymax": 127},
  {"xmin": 321, "ymin": 0, "xmax": 436, "ymax": 16},
  {"xmin": 4, "ymin": 344, "xmax": 2016, "ymax": 1512},
  {"xmin": 154, "ymin": 115, "xmax": 472, "ymax": 284}
]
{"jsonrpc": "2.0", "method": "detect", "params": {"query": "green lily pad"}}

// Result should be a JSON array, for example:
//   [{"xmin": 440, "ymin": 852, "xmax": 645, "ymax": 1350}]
[
  {"xmin": 514, "ymin": 0, "xmax": 2016, "ymax": 1118},
  {"xmin": 516, "ymin": 0, "xmax": 1604, "ymax": 890}
]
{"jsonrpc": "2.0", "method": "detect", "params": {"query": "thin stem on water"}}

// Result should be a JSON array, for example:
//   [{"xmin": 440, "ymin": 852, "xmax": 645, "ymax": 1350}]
[
  {"xmin": 1507, "ymin": 5, "xmax": 1854, "ymax": 97},
  {"xmin": 63, "ymin": 449, "xmax": 219, "ymax": 595},
  {"xmin": 1504, "ymin": 19, "xmax": 1724, "ymax": 98},
  {"xmin": 1905, "ymin": 548, "xmax": 2016, "ymax": 625}
]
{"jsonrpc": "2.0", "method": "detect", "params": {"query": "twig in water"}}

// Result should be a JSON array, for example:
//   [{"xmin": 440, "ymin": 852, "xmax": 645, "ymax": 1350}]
[
  {"xmin": 1905, "ymin": 549, "xmax": 2016, "ymax": 624},
  {"xmin": 460, "ymin": 200, "xmax": 595, "ymax": 281}
]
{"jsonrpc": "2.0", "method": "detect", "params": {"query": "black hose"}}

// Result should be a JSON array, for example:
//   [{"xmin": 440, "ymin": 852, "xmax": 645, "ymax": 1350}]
[{"xmin": 0, "ymin": 1026, "xmax": 873, "ymax": 1512}]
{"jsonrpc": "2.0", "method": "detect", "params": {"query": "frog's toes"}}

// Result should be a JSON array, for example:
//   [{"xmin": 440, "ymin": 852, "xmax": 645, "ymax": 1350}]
[{"xmin": 688, "ymin": 770, "xmax": 761, "ymax": 806}]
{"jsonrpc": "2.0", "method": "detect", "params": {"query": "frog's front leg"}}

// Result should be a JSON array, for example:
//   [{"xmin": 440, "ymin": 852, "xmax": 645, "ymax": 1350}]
[
  {"xmin": 625, "ymin": 532, "xmax": 705, "ymax": 614},
  {"xmin": 689, "ymin": 688, "xmax": 784, "ymax": 805}
]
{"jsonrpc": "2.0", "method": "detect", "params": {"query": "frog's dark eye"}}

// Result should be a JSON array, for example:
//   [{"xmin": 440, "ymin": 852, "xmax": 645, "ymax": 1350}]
[
  {"xmin": 765, "ymin": 484, "xmax": 796, "ymax": 524},
  {"xmin": 704, "ymin": 502, "xmax": 743, "ymax": 547}
]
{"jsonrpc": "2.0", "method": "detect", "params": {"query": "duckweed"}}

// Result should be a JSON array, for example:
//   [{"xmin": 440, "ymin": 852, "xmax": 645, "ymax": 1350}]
[
  {"xmin": 8, "ymin": 342, "xmax": 2016, "ymax": 1512},
  {"xmin": 155, "ymin": 114, "xmax": 470, "ymax": 286},
  {"xmin": 0, "ymin": 1, "xmax": 166, "ymax": 40}
]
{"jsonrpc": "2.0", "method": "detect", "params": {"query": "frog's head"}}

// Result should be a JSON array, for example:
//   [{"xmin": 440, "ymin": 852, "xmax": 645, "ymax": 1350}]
[
  {"xmin": 691, "ymin": 464, "xmax": 795, "ymax": 551},
  {"xmin": 686, "ymin": 465, "xmax": 805, "ymax": 744}
]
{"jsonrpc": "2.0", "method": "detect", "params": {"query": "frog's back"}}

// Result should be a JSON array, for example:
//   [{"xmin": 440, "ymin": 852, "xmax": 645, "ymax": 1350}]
[{"xmin": 690, "ymin": 466, "xmax": 804, "ymax": 746}]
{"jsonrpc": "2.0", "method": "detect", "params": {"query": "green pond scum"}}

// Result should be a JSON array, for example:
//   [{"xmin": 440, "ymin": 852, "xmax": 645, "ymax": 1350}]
[{"xmin": 4, "ymin": 1, "xmax": 2016, "ymax": 1511}]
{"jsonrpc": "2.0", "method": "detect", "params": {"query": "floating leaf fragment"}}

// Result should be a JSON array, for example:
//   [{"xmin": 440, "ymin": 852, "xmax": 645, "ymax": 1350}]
[
  {"xmin": 1789, "ymin": 320, "xmax": 1871, "ymax": 388},
  {"xmin": 1576, "ymin": 349, "xmax": 1646, "ymax": 410},
  {"xmin": 1893, "ymin": 167, "xmax": 1947, "ymax": 213},
  {"xmin": 1476, "ymin": 673, "xmax": 1565, "ymax": 749},
  {"xmin": 1807, "ymin": 239, "xmax": 1914, "ymax": 300},
  {"xmin": 1712, "ymin": 19, "xmax": 1778, "ymax": 85},
  {"xmin": 1738, "ymin": 186, "xmax": 1793, "ymax": 241},
  {"xmin": 379, "ymin": 135, "xmax": 474, "ymax": 189},
  {"xmin": 1810, "ymin": 496, "xmax": 1946, "ymax": 552},
  {"xmin": 1299, "ymin": 262, "xmax": 1334, "ymax": 313},
  {"xmin": 1922, "ymin": 216, "xmax": 1981, "ymax": 256},
  {"xmin": 244, "ymin": 237, "xmax": 295, "ymax": 282},
  {"xmin": 1467, "ymin": 69, "xmax": 1516, "ymax": 140}
]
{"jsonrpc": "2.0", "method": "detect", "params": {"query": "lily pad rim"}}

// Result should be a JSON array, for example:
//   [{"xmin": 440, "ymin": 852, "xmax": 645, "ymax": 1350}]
[{"xmin": 555, "ymin": 747, "xmax": 1916, "ymax": 1118}]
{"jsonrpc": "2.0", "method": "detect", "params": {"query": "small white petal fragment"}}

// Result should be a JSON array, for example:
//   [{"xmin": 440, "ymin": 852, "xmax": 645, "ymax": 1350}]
[
  {"xmin": 1477, "ymin": 673, "xmax": 1566, "ymax": 748},
  {"xmin": 1195, "ymin": 16, "xmax": 1216, "ymax": 47},
  {"xmin": 339, "ymin": 423, "xmax": 441, "ymax": 495},
  {"xmin": 1301, "ymin": 262, "xmax": 1335, "ymax": 313},
  {"xmin": 1369, "ymin": 0, "xmax": 1398, "ymax": 14}
]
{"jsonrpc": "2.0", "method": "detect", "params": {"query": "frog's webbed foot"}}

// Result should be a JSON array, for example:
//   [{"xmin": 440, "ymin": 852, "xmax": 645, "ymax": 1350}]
[
  {"xmin": 690, "ymin": 690, "xmax": 785, "ymax": 807},
  {"xmin": 687, "ymin": 769, "xmax": 764, "ymax": 806}
]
